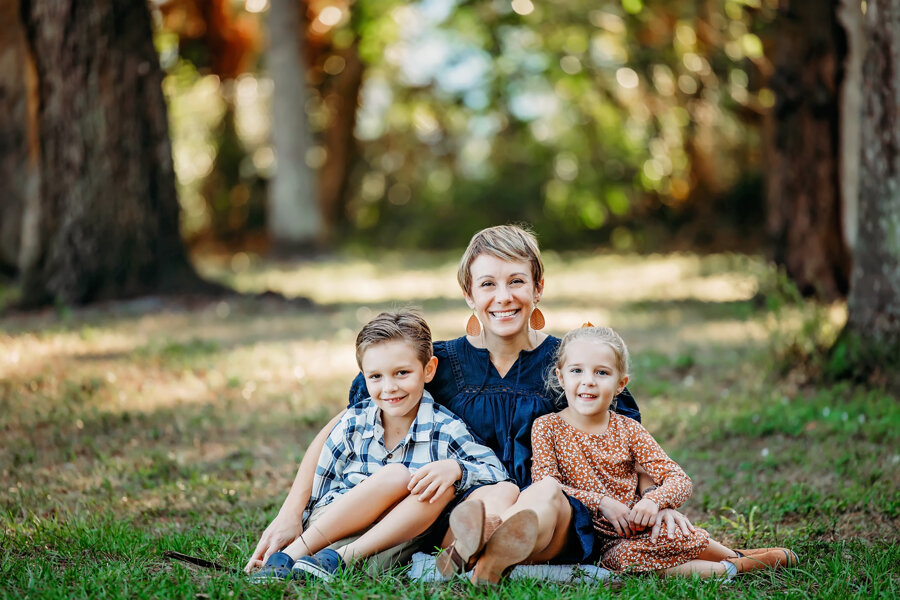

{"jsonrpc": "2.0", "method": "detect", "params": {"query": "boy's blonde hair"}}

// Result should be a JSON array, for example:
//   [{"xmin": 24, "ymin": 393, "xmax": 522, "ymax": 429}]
[
  {"xmin": 457, "ymin": 224, "xmax": 544, "ymax": 296},
  {"xmin": 548, "ymin": 326, "xmax": 630, "ymax": 403},
  {"xmin": 355, "ymin": 310, "xmax": 433, "ymax": 369}
]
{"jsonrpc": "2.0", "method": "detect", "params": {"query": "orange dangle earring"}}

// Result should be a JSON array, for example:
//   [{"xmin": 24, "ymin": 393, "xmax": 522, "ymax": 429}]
[
  {"xmin": 529, "ymin": 306, "xmax": 545, "ymax": 330},
  {"xmin": 466, "ymin": 312, "xmax": 482, "ymax": 336}
]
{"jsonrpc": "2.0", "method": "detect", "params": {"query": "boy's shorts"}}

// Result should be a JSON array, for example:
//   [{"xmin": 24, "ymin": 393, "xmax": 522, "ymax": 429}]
[{"xmin": 304, "ymin": 503, "xmax": 431, "ymax": 574}]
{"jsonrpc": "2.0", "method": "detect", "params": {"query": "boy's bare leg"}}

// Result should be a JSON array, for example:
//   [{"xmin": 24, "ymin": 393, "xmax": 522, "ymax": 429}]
[
  {"xmin": 498, "ymin": 477, "xmax": 572, "ymax": 562},
  {"xmin": 282, "ymin": 463, "xmax": 412, "ymax": 560},
  {"xmin": 439, "ymin": 481, "xmax": 520, "ymax": 548},
  {"xmin": 337, "ymin": 486, "xmax": 456, "ymax": 564}
]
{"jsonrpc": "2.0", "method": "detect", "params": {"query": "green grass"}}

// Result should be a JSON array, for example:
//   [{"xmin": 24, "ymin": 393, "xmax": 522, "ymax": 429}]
[{"xmin": 1, "ymin": 251, "xmax": 897, "ymax": 598}]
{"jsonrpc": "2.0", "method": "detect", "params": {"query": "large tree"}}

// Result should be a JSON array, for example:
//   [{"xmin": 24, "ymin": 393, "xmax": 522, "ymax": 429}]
[
  {"xmin": 19, "ymin": 0, "xmax": 213, "ymax": 307},
  {"xmin": 766, "ymin": 0, "xmax": 852, "ymax": 301},
  {"xmin": 836, "ymin": 0, "xmax": 900, "ymax": 380}
]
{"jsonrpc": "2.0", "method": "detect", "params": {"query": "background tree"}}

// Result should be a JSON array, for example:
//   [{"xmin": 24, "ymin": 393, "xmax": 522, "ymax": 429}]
[
  {"xmin": 835, "ymin": 0, "xmax": 900, "ymax": 381},
  {"xmin": 765, "ymin": 0, "xmax": 851, "ymax": 301},
  {"xmin": 0, "ymin": 0, "xmax": 39, "ymax": 277},
  {"xmin": 19, "ymin": 0, "xmax": 211, "ymax": 307}
]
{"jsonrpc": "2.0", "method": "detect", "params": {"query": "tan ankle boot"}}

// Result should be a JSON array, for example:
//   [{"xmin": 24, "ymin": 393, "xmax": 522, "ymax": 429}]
[{"xmin": 727, "ymin": 548, "xmax": 799, "ymax": 574}]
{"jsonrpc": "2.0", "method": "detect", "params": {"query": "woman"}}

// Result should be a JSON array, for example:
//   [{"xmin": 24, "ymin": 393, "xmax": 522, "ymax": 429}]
[{"xmin": 246, "ymin": 225, "xmax": 694, "ymax": 581}]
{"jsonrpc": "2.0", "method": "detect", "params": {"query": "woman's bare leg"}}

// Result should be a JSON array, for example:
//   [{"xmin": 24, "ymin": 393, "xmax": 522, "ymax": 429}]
[
  {"xmin": 281, "ymin": 463, "xmax": 411, "ymax": 559},
  {"xmin": 337, "ymin": 486, "xmax": 456, "ymax": 564},
  {"xmin": 439, "ymin": 481, "xmax": 520, "ymax": 547},
  {"xmin": 498, "ymin": 478, "xmax": 572, "ymax": 562}
]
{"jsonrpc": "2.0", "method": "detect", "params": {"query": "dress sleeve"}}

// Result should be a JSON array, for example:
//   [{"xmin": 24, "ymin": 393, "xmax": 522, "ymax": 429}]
[
  {"xmin": 613, "ymin": 386, "xmax": 641, "ymax": 423},
  {"xmin": 347, "ymin": 373, "xmax": 368, "ymax": 408},
  {"xmin": 626, "ymin": 419, "xmax": 692, "ymax": 509},
  {"xmin": 530, "ymin": 416, "xmax": 608, "ymax": 518}
]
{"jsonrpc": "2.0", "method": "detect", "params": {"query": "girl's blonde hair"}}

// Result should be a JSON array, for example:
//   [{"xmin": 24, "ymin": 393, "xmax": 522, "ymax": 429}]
[
  {"xmin": 355, "ymin": 310, "xmax": 433, "ymax": 369},
  {"xmin": 547, "ymin": 326, "xmax": 630, "ymax": 405},
  {"xmin": 457, "ymin": 224, "xmax": 544, "ymax": 296}
]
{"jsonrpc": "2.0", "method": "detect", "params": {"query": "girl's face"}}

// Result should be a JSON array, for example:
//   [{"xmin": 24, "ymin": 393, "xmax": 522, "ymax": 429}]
[
  {"xmin": 464, "ymin": 254, "xmax": 543, "ymax": 340},
  {"xmin": 556, "ymin": 339, "xmax": 629, "ymax": 419},
  {"xmin": 361, "ymin": 340, "xmax": 438, "ymax": 423}
]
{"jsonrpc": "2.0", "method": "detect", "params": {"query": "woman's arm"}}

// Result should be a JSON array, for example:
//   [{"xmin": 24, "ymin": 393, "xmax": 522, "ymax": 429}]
[{"xmin": 243, "ymin": 410, "xmax": 344, "ymax": 572}]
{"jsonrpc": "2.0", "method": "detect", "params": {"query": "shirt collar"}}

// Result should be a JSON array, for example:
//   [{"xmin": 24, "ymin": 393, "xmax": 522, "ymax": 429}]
[{"xmin": 360, "ymin": 390, "xmax": 436, "ymax": 444}]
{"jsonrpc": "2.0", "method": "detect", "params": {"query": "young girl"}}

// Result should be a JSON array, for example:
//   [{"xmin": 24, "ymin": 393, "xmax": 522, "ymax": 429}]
[{"xmin": 531, "ymin": 326, "xmax": 797, "ymax": 578}]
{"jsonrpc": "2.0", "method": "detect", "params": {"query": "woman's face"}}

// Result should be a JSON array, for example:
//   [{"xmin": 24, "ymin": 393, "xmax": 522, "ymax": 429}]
[{"xmin": 464, "ymin": 254, "xmax": 543, "ymax": 340}]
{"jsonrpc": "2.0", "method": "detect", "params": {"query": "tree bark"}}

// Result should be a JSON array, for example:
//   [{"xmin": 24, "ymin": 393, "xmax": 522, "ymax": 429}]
[
  {"xmin": 0, "ymin": 0, "xmax": 39, "ymax": 276},
  {"xmin": 267, "ymin": 0, "xmax": 321, "ymax": 251},
  {"xmin": 837, "ymin": 0, "xmax": 900, "ymax": 380},
  {"xmin": 766, "ymin": 0, "xmax": 851, "ymax": 301},
  {"xmin": 318, "ymin": 40, "xmax": 363, "ymax": 235},
  {"xmin": 19, "ymin": 0, "xmax": 212, "ymax": 307}
]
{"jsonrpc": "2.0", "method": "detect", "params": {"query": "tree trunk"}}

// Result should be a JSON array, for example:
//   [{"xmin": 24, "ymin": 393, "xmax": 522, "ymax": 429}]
[
  {"xmin": 267, "ymin": 0, "xmax": 321, "ymax": 251},
  {"xmin": 837, "ymin": 0, "xmax": 900, "ymax": 381},
  {"xmin": 19, "ymin": 0, "xmax": 211, "ymax": 307},
  {"xmin": 318, "ymin": 40, "xmax": 364, "ymax": 235},
  {"xmin": 766, "ymin": 0, "xmax": 851, "ymax": 301},
  {"xmin": 0, "ymin": 0, "xmax": 39, "ymax": 276}
]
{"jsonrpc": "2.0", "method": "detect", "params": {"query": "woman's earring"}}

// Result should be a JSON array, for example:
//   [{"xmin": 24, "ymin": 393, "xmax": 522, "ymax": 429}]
[
  {"xmin": 466, "ymin": 312, "xmax": 481, "ymax": 336},
  {"xmin": 529, "ymin": 307, "xmax": 545, "ymax": 330}
]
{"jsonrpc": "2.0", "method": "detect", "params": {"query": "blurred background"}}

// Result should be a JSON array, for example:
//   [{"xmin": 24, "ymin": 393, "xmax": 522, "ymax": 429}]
[
  {"xmin": 159, "ymin": 0, "xmax": 774, "ymax": 252},
  {"xmin": 4, "ymin": 0, "xmax": 789, "ymax": 260}
]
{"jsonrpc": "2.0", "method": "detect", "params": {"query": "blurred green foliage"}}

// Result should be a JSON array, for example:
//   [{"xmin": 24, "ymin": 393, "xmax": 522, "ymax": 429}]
[{"xmin": 157, "ymin": 0, "xmax": 776, "ymax": 250}]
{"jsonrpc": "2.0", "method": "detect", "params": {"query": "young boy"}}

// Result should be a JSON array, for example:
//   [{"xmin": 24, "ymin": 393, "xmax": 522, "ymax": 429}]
[{"xmin": 251, "ymin": 311, "xmax": 508, "ymax": 581}]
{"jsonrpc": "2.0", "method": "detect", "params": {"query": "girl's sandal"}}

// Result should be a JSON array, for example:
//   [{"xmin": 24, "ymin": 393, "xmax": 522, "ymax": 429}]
[
  {"xmin": 470, "ymin": 509, "xmax": 539, "ymax": 585},
  {"xmin": 436, "ymin": 499, "xmax": 486, "ymax": 578}
]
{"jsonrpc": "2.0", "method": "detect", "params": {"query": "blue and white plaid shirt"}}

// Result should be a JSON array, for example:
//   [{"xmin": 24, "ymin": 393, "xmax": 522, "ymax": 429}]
[{"xmin": 303, "ymin": 391, "xmax": 508, "ymax": 524}]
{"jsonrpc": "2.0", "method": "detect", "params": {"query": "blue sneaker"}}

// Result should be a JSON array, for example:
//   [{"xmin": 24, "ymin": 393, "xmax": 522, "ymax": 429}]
[
  {"xmin": 291, "ymin": 548, "xmax": 346, "ymax": 581},
  {"xmin": 249, "ymin": 551, "xmax": 295, "ymax": 583}
]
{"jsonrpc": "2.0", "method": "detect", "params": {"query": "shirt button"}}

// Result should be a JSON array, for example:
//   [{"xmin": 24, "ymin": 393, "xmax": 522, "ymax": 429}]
[{"xmin": 386, "ymin": 453, "xmax": 393, "ymax": 459}]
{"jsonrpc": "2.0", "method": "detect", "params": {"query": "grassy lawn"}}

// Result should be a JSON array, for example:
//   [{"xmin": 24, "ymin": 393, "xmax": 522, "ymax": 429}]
[{"xmin": 1, "ymin": 251, "xmax": 898, "ymax": 599}]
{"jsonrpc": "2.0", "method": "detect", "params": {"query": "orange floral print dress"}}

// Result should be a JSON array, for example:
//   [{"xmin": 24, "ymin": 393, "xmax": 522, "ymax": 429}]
[{"xmin": 531, "ymin": 412, "xmax": 710, "ymax": 572}]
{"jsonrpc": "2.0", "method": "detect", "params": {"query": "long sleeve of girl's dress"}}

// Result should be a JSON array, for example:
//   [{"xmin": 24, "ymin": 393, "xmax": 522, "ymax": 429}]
[
  {"xmin": 531, "ymin": 415, "xmax": 609, "ymax": 517},
  {"xmin": 623, "ymin": 418, "xmax": 692, "ymax": 510}
]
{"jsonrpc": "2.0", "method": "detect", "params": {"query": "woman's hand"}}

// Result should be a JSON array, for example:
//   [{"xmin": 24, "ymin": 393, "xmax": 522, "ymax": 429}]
[
  {"xmin": 408, "ymin": 459, "xmax": 462, "ymax": 503},
  {"xmin": 628, "ymin": 497, "xmax": 659, "ymax": 530},
  {"xmin": 243, "ymin": 512, "xmax": 303, "ymax": 573},
  {"xmin": 599, "ymin": 496, "xmax": 634, "ymax": 538},
  {"xmin": 650, "ymin": 508, "xmax": 696, "ymax": 542}
]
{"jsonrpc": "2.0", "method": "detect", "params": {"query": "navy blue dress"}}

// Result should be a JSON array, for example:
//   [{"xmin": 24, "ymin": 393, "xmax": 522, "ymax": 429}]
[{"xmin": 348, "ymin": 334, "xmax": 641, "ymax": 562}]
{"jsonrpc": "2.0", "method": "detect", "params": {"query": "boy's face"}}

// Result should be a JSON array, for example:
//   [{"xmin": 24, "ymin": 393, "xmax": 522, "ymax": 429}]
[{"xmin": 361, "ymin": 340, "xmax": 438, "ymax": 424}]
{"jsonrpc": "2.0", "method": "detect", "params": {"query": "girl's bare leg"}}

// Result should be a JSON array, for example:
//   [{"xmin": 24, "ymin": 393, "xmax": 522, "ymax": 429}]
[
  {"xmin": 281, "ymin": 463, "xmax": 411, "ymax": 559},
  {"xmin": 498, "ymin": 477, "xmax": 572, "ymax": 562},
  {"xmin": 661, "ymin": 560, "xmax": 728, "ymax": 578},
  {"xmin": 337, "ymin": 486, "xmax": 456, "ymax": 563},
  {"xmin": 698, "ymin": 539, "xmax": 739, "ymax": 561}
]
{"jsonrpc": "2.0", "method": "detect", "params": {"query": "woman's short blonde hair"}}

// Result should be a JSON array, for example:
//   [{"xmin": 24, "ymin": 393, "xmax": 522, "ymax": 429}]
[{"xmin": 457, "ymin": 224, "xmax": 544, "ymax": 295}]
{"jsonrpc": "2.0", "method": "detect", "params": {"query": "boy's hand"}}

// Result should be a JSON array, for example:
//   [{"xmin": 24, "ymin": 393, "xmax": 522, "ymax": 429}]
[
  {"xmin": 408, "ymin": 460, "xmax": 461, "ymax": 503},
  {"xmin": 244, "ymin": 512, "xmax": 303, "ymax": 573},
  {"xmin": 628, "ymin": 497, "xmax": 659, "ymax": 530},
  {"xmin": 599, "ymin": 496, "xmax": 635, "ymax": 538}
]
